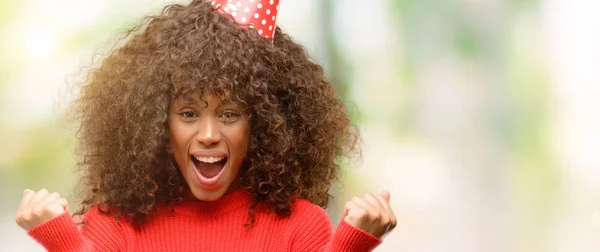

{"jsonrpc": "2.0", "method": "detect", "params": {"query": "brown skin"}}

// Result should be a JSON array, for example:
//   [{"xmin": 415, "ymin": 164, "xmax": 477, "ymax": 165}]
[
  {"xmin": 169, "ymin": 92, "xmax": 250, "ymax": 201},
  {"xmin": 16, "ymin": 0, "xmax": 397, "ymax": 238},
  {"xmin": 15, "ymin": 189, "xmax": 68, "ymax": 231}
]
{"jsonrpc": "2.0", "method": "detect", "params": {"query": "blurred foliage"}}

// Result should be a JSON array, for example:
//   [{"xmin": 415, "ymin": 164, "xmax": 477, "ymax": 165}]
[
  {"xmin": 507, "ymin": 18, "xmax": 560, "ymax": 250},
  {"xmin": 2, "ymin": 119, "xmax": 75, "ymax": 194},
  {"xmin": 388, "ymin": 0, "xmax": 560, "ymax": 251}
]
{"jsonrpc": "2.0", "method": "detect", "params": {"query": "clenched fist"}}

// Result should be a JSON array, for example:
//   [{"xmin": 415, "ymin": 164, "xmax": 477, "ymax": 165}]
[
  {"xmin": 15, "ymin": 189, "xmax": 70, "ymax": 231},
  {"xmin": 343, "ymin": 191, "xmax": 397, "ymax": 238}
]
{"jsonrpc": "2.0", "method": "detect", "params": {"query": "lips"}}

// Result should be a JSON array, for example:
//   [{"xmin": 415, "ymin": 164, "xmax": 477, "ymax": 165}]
[
  {"xmin": 192, "ymin": 156, "xmax": 227, "ymax": 178},
  {"xmin": 190, "ymin": 152, "xmax": 228, "ymax": 187}
]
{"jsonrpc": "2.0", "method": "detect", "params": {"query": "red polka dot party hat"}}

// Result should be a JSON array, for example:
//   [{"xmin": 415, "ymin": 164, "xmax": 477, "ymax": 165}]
[{"xmin": 210, "ymin": 0, "xmax": 281, "ymax": 39}]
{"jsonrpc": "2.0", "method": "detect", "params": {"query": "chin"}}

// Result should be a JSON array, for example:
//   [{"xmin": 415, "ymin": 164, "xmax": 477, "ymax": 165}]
[{"xmin": 188, "ymin": 185, "xmax": 230, "ymax": 201}]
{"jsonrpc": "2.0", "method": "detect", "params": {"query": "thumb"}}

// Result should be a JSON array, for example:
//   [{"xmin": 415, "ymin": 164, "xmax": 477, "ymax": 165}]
[
  {"xmin": 57, "ymin": 198, "xmax": 70, "ymax": 213},
  {"xmin": 380, "ymin": 190, "xmax": 391, "ymax": 201},
  {"xmin": 343, "ymin": 201, "xmax": 350, "ymax": 217}
]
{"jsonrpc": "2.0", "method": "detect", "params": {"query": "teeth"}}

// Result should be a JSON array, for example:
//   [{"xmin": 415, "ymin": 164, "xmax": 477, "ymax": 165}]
[{"xmin": 194, "ymin": 156, "xmax": 225, "ymax": 163}]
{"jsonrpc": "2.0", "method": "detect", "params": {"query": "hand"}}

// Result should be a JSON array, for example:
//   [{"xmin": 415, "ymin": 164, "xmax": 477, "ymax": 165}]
[
  {"xmin": 343, "ymin": 190, "xmax": 397, "ymax": 238},
  {"xmin": 15, "ymin": 189, "xmax": 70, "ymax": 231}
]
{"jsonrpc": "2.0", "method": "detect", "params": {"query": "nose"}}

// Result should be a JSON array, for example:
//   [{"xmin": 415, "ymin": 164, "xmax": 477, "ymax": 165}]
[{"xmin": 195, "ymin": 116, "xmax": 221, "ymax": 146}]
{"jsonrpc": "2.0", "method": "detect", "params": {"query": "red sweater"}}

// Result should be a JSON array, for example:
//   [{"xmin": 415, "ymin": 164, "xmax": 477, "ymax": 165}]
[{"xmin": 28, "ymin": 189, "xmax": 381, "ymax": 251}]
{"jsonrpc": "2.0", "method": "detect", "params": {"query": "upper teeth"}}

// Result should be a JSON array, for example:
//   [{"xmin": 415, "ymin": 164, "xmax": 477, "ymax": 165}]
[{"xmin": 194, "ymin": 156, "xmax": 225, "ymax": 163}]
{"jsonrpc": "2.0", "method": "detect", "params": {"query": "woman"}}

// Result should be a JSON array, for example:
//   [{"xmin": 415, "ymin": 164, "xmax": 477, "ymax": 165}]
[{"xmin": 15, "ymin": 0, "xmax": 396, "ymax": 251}]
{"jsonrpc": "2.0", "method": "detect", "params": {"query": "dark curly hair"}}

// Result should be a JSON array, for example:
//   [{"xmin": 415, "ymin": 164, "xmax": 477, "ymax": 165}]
[{"xmin": 72, "ymin": 0, "xmax": 358, "ymax": 225}]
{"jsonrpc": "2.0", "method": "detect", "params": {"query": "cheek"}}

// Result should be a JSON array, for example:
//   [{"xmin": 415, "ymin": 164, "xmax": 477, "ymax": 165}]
[
  {"xmin": 237, "ymin": 126, "xmax": 251, "ymax": 153},
  {"xmin": 169, "ymin": 121, "xmax": 190, "ymax": 156},
  {"xmin": 227, "ymin": 125, "xmax": 250, "ymax": 154}
]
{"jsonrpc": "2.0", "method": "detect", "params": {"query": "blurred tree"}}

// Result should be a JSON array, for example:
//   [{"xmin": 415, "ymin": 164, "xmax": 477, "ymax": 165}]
[
  {"xmin": 389, "ymin": 0, "xmax": 560, "ymax": 251},
  {"xmin": 320, "ymin": 0, "xmax": 352, "ymax": 103}
]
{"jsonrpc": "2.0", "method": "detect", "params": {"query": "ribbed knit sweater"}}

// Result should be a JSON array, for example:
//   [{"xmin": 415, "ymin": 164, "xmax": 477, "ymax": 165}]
[{"xmin": 28, "ymin": 189, "xmax": 381, "ymax": 251}]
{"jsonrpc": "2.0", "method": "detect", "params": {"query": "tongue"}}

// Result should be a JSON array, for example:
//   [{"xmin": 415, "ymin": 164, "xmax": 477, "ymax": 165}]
[{"xmin": 198, "ymin": 161, "xmax": 224, "ymax": 178}]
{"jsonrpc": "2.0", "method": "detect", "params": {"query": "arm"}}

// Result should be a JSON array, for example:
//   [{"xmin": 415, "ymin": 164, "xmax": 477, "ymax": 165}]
[
  {"xmin": 291, "ymin": 191, "xmax": 396, "ymax": 252},
  {"xmin": 291, "ymin": 208, "xmax": 381, "ymax": 252},
  {"xmin": 16, "ymin": 189, "xmax": 129, "ymax": 252}
]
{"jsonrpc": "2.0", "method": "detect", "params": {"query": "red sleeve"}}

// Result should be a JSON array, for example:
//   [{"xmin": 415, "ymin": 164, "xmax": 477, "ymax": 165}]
[
  {"xmin": 27, "ymin": 207, "xmax": 129, "ymax": 252},
  {"xmin": 290, "ymin": 201, "xmax": 382, "ymax": 252}
]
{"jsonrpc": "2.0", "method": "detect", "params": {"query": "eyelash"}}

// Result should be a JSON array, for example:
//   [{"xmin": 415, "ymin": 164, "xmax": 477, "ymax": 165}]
[
  {"xmin": 178, "ymin": 110, "xmax": 241, "ymax": 122},
  {"xmin": 179, "ymin": 111, "xmax": 198, "ymax": 119},
  {"xmin": 218, "ymin": 111, "xmax": 241, "ymax": 121}
]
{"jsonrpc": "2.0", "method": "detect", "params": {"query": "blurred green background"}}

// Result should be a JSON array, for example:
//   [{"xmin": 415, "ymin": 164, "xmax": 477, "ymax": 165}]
[{"xmin": 2, "ymin": 0, "xmax": 600, "ymax": 251}]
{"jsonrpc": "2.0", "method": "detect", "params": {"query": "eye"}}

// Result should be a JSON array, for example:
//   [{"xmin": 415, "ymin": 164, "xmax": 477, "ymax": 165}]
[
  {"xmin": 179, "ymin": 110, "xmax": 198, "ymax": 120},
  {"xmin": 219, "ymin": 111, "xmax": 241, "ymax": 122}
]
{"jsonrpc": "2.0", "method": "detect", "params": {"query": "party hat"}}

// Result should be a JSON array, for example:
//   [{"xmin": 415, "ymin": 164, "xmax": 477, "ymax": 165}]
[{"xmin": 210, "ymin": 0, "xmax": 280, "ymax": 39}]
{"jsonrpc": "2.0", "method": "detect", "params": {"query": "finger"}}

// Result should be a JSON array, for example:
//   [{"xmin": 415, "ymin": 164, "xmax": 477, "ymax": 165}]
[
  {"xmin": 26, "ymin": 189, "xmax": 49, "ymax": 209},
  {"xmin": 56, "ymin": 198, "xmax": 69, "ymax": 212},
  {"xmin": 38, "ymin": 192, "xmax": 61, "ymax": 209},
  {"xmin": 343, "ymin": 201, "xmax": 349, "ymax": 217},
  {"xmin": 343, "ymin": 197, "xmax": 361, "ymax": 217},
  {"xmin": 343, "ymin": 200, "xmax": 368, "ymax": 223},
  {"xmin": 350, "ymin": 196, "xmax": 379, "ymax": 218},
  {"xmin": 64, "ymin": 199, "xmax": 70, "ymax": 213},
  {"xmin": 17, "ymin": 189, "xmax": 35, "ymax": 212},
  {"xmin": 363, "ymin": 193, "xmax": 387, "ymax": 215},
  {"xmin": 376, "ymin": 194, "xmax": 397, "ymax": 230},
  {"xmin": 53, "ymin": 198, "xmax": 69, "ymax": 213},
  {"xmin": 380, "ymin": 190, "xmax": 391, "ymax": 201},
  {"xmin": 45, "ymin": 198, "xmax": 68, "ymax": 216}
]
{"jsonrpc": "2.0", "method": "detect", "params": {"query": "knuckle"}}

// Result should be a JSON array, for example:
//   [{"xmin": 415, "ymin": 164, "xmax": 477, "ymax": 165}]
[
  {"xmin": 48, "ymin": 206, "xmax": 64, "ymax": 216},
  {"xmin": 356, "ymin": 209, "xmax": 368, "ymax": 218},
  {"xmin": 17, "ymin": 214, "xmax": 32, "ymax": 225},
  {"xmin": 32, "ymin": 207, "xmax": 46, "ymax": 217},
  {"xmin": 381, "ymin": 218, "xmax": 391, "ymax": 227},
  {"xmin": 21, "ymin": 211, "xmax": 31, "ymax": 220},
  {"xmin": 373, "ymin": 212, "xmax": 382, "ymax": 221},
  {"xmin": 22, "ymin": 190, "xmax": 33, "ymax": 197},
  {"xmin": 59, "ymin": 198, "xmax": 69, "ymax": 206}
]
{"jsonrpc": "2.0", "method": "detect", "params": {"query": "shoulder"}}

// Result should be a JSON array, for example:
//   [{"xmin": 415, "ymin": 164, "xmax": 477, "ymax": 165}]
[
  {"xmin": 82, "ymin": 205, "xmax": 117, "ymax": 221},
  {"xmin": 285, "ymin": 198, "xmax": 334, "ymax": 249},
  {"xmin": 291, "ymin": 198, "xmax": 323, "ymax": 210},
  {"xmin": 80, "ymin": 205, "xmax": 133, "ymax": 231},
  {"xmin": 290, "ymin": 198, "xmax": 329, "ymax": 219},
  {"xmin": 287, "ymin": 198, "xmax": 333, "ymax": 233},
  {"xmin": 79, "ymin": 205, "xmax": 134, "ymax": 249}
]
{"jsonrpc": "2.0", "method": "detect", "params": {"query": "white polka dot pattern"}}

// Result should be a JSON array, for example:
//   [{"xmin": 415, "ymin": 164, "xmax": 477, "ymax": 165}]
[{"xmin": 211, "ymin": 0, "xmax": 280, "ymax": 38}]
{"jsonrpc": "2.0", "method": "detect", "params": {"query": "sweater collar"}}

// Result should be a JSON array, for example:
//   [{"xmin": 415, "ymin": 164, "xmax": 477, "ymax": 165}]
[{"xmin": 167, "ymin": 189, "xmax": 254, "ymax": 217}]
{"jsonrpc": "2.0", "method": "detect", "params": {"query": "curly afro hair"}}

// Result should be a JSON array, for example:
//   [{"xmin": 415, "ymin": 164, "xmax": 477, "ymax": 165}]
[{"xmin": 72, "ymin": 0, "xmax": 359, "ymax": 225}]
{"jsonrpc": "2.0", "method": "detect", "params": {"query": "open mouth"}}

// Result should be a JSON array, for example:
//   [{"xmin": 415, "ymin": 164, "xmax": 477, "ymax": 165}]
[{"xmin": 191, "ymin": 155, "xmax": 228, "ymax": 179}]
